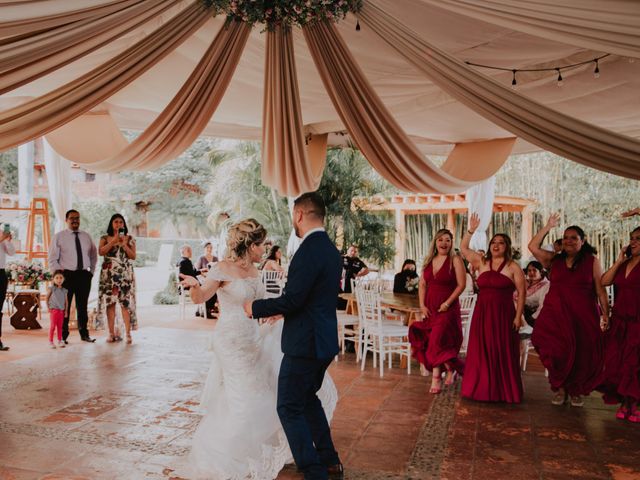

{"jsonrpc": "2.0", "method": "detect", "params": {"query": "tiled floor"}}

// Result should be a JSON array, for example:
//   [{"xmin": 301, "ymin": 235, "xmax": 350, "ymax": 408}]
[{"xmin": 0, "ymin": 305, "xmax": 637, "ymax": 480}]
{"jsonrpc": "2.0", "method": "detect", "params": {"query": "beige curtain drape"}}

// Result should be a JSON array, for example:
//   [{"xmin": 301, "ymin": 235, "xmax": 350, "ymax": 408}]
[
  {"xmin": 304, "ymin": 21, "xmax": 504, "ymax": 194},
  {"xmin": 361, "ymin": 1, "xmax": 640, "ymax": 179},
  {"xmin": 45, "ymin": 111, "xmax": 129, "ymax": 164},
  {"xmin": 0, "ymin": 0, "xmax": 143, "ymax": 38},
  {"xmin": 419, "ymin": 0, "xmax": 640, "ymax": 59},
  {"xmin": 0, "ymin": 0, "xmax": 178, "ymax": 95},
  {"xmin": 262, "ymin": 27, "xmax": 318, "ymax": 197},
  {"xmin": 0, "ymin": 1, "xmax": 210, "ymax": 152},
  {"xmin": 76, "ymin": 21, "xmax": 251, "ymax": 172}
]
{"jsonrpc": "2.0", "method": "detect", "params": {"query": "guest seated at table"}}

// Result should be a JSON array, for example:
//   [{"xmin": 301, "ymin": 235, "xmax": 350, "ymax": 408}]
[
  {"xmin": 260, "ymin": 245, "xmax": 284, "ymax": 272},
  {"xmin": 393, "ymin": 259, "xmax": 418, "ymax": 294},
  {"xmin": 195, "ymin": 242, "xmax": 218, "ymax": 273},
  {"xmin": 179, "ymin": 245, "xmax": 217, "ymax": 319},
  {"xmin": 514, "ymin": 261, "xmax": 550, "ymax": 339}
]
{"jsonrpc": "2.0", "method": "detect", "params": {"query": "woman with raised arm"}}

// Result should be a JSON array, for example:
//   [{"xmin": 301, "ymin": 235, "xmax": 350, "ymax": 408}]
[
  {"xmin": 598, "ymin": 227, "xmax": 640, "ymax": 422},
  {"xmin": 530, "ymin": 214, "xmax": 608, "ymax": 407},
  {"xmin": 408, "ymin": 229, "xmax": 466, "ymax": 393},
  {"xmin": 460, "ymin": 214, "xmax": 526, "ymax": 403}
]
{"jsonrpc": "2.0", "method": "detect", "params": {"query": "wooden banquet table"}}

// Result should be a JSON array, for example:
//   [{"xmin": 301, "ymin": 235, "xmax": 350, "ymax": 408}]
[
  {"xmin": 339, "ymin": 291, "xmax": 423, "ymax": 326},
  {"xmin": 339, "ymin": 291, "xmax": 421, "ymax": 368}
]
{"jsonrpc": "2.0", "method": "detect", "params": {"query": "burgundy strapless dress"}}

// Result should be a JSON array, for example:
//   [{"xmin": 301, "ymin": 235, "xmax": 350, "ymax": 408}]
[
  {"xmin": 598, "ymin": 260, "xmax": 640, "ymax": 403},
  {"xmin": 409, "ymin": 257, "xmax": 463, "ymax": 371},
  {"xmin": 461, "ymin": 260, "xmax": 522, "ymax": 403},
  {"xmin": 531, "ymin": 254, "xmax": 604, "ymax": 396}
]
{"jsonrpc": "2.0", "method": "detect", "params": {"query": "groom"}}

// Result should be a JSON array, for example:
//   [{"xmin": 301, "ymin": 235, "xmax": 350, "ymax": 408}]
[{"xmin": 244, "ymin": 192, "xmax": 343, "ymax": 480}]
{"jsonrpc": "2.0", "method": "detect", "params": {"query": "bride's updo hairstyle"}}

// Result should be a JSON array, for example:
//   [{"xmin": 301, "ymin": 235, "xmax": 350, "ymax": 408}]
[{"xmin": 225, "ymin": 218, "xmax": 267, "ymax": 261}]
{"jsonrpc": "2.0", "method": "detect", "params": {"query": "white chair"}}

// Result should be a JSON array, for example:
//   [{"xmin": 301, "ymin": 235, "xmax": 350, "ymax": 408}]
[
  {"xmin": 458, "ymin": 294, "xmax": 477, "ymax": 354},
  {"xmin": 356, "ymin": 286, "xmax": 411, "ymax": 377},
  {"xmin": 261, "ymin": 270, "xmax": 285, "ymax": 298},
  {"xmin": 177, "ymin": 269, "xmax": 187, "ymax": 321}
]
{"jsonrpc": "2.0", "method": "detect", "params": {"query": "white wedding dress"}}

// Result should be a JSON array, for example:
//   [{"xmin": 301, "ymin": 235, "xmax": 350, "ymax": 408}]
[{"xmin": 178, "ymin": 264, "xmax": 338, "ymax": 480}]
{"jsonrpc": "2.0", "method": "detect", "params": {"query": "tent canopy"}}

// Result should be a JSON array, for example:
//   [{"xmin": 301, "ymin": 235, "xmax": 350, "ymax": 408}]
[{"xmin": 1, "ymin": 0, "xmax": 639, "ymax": 189}]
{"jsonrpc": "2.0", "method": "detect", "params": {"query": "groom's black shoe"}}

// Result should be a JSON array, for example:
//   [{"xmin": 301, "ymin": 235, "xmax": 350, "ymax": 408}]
[{"xmin": 327, "ymin": 463, "xmax": 344, "ymax": 480}]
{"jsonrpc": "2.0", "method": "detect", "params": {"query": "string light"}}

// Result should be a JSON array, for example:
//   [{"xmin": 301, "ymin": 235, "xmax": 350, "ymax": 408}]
[{"xmin": 465, "ymin": 54, "xmax": 610, "ymax": 89}]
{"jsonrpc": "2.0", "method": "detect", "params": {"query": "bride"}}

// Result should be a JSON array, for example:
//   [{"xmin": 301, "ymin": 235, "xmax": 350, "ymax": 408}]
[{"xmin": 177, "ymin": 219, "xmax": 337, "ymax": 480}]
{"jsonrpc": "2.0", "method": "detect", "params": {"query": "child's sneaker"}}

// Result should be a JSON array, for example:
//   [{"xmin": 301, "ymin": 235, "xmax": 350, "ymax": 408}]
[
  {"xmin": 50, "ymin": 342, "xmax": 56, "ymax": 349},
  {"xmin": 58, "ymin": 341, "xmax": 65, "ymax": 348}
]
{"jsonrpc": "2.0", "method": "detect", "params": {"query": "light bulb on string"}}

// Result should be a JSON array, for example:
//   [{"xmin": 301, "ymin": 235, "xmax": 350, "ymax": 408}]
[
  {"xmin": 556, "ymin": 68, "xmax": 563, "ymax": 86},
  {"xmin": 593, "ymin": 59, "xmax": 600, "ymax": 78},
  {"xmin": 511, "ymin": 70, "xmax": 517, "ymax": 90}
]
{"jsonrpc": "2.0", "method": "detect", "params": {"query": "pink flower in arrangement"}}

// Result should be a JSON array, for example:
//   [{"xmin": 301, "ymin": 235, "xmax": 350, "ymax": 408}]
[{"xmin": 18, "ymin": 274, "xmax": 24, "ymax": 282}]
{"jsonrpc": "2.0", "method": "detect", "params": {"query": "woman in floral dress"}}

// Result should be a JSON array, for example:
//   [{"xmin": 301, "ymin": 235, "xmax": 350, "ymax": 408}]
[{"xmin": 98, "ymin": 214, "xmax": 137, "ymax": 344}]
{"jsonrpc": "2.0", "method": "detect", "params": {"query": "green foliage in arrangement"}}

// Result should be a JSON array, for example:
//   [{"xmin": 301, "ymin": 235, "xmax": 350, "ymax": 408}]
[{"xmin": 201, "ymin": 0, "xmax": 362, "ymax": 30}]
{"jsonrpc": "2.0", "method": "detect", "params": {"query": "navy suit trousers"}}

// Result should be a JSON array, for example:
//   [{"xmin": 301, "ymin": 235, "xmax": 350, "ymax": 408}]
[{"xmin": 277, "ymin": 355, "xmax": 340, "ymax": 480}]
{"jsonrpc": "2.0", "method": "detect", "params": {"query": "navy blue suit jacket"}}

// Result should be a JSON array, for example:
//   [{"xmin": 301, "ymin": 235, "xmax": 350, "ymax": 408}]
[{"xmin": 252, "ymin": 230, "xmax": 341, "ymax": 360}]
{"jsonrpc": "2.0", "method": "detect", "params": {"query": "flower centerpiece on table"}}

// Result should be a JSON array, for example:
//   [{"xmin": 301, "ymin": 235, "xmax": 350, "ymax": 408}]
[
  {"xmin": 6, "ymin": 261, "xmax": 51, "ymax": 289},
  {"xmin": 201, "ymin": 0, "xmax": 362, "ymax": 30},
  {"xmin": 405, "ymin": 276, "xmax": 419, "ymax": 293}
]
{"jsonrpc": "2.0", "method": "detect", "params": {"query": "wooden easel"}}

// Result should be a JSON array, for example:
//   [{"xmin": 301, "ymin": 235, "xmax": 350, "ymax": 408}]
[{"xmin": 0, "ymin": 197, "xmax": 50, "ymax": 266}]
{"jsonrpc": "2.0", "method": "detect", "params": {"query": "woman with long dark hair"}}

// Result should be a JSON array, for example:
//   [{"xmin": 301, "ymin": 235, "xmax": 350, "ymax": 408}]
[
  {"xmin": 599, "ymin": 226, "xmax": 640, "ymax": 422},
  {"xmin": 409, "ymin": 229, "xmax": 466, "ymax": 393},
  {"xmin": 460, "ymin": 213, "xmax": 526, "ymax": 403},
  {"xmin": 515, "ymin": 261, "xmax": 550, "ymax": 337},
  {"xmin": 530, "ymin": 214, "xmax": 608, "ymax": 407},
  {"xmin": 97, "ymin": 214, "xmax": 137, "ymax": 344},
  {"xmin": 260, "ymin": 245, "xmax": 284, "ymax": 272}
]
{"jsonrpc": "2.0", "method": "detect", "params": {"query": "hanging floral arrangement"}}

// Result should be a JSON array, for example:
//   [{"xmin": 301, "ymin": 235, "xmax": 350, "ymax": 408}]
[{"xmin": 201, "ymin": 0, "xmax": 362, "ymax": 30}]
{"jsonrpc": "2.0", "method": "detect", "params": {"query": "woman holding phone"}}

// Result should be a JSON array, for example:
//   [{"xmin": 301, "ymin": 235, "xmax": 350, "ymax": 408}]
[
  {"xmin": 98, "ymin": 214, "xmax": 137, "ymax": 344},
  {"xmin": 599, "ymin": 227, "xmax": 640, "ymax": 422}
]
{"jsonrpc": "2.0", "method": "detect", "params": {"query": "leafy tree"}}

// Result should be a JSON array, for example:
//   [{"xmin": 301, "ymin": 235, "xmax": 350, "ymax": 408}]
[
  {"xmin": 205, "ymin": 141, "xmax": 293, "ymax": 245},
  {"xmin": 495, "ymin": 152, "xmax": 640, "ymax": 267},
  {"xmin": 0, "ymin": 149, "xmax": 18, "ymax": 194},
  {"xmin": 110, "ymin": 138, "xmax": 218, "ymax": 237},
  {"xmin": 318, "ymin": 147, "xmax": 396, "ymax": 267},
  {"xmin": 74, "ymin": 199, "xmax": 118, "ymax": 240},
  {"xmin": 205, "ymin": 143, "xmax": 397, "ymax": 267}
]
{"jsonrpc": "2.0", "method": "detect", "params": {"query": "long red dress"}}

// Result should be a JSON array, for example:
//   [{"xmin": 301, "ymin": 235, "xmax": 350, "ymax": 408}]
[
  {"xmin": 531, "ymin": 254, "xmax": 604, "ymax": 396},
  {"xmin": 598, "ymin": 260, "xmax": 640, "ymax": 403},
  {"xmin": 461, "ymin": 260, "xmax": 522, "ymax": 403},
  {"xmin": 408, "ymin": 256, "xmax": 463, "ymax": 372}
]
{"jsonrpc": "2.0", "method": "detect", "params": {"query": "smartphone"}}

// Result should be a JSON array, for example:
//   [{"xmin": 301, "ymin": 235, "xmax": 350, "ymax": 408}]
[
  {"xmin": 3, "ymin": 223, "xmax": 10, "ymax": 234},
  {"xmin": 625, "ymin": 245, "xmax": 632, "ymax": 258},
  {"xmin": 118, "ymin": 228, "xmax": 125, "ymax": 237}
]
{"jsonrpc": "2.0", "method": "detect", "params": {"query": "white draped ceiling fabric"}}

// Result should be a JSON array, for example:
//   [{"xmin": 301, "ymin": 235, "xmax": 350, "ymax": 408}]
[{"xmin": 1, "ymin": 0, "xmax": 639, "ymax": 196}]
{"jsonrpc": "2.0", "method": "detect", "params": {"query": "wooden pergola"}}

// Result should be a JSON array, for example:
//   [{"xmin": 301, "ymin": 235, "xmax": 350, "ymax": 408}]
[{"xmin": 353, "ymin": 193, "xmax": 536, "ymax": 270}]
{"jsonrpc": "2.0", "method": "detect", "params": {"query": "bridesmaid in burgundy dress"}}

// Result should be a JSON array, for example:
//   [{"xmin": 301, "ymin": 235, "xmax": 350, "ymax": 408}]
[
  {"xmin": 460, "ymin": 213, "xmax": 526, "ymax": 403},
  {"xmin": 529, "ymin": 214, "xmax": 609, "ymax": 407},
  {"xmin": 408, "ymin": 229, "xmax": 466, "ymax": 394},
  {"xmin": 599, "ymin": 226, "xmax": 640, "ymax": 422}
]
